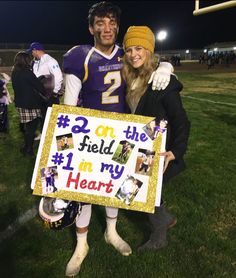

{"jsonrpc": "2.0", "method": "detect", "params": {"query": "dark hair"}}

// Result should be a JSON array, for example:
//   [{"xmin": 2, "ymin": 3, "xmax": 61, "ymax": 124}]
[
  {"xmin": 88, "ymin": 1, "xmax": 121, "ymax": 26},
  {"xmin": 13, "ymin": 51, "xmax": 31, "ymax": 71}
]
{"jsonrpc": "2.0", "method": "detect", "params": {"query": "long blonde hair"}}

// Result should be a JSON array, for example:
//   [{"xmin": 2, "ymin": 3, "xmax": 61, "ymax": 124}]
[{"xmin": 122, "ymin": 50, "xmax": 159, "ymax": 112}]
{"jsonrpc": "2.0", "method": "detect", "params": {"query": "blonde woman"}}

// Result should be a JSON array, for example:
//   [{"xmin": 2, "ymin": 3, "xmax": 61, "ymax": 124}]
[{"xmin": 122, "ymin": 26, "xmax": 190, "ymax": 251}]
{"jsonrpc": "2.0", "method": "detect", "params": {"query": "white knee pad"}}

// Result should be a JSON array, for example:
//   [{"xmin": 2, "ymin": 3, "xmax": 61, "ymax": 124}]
[
  {"xmin": 105, "ymin": 206, "xmax": 119, "ymax": 218},
  {"xmin": 76, "ymin": 204, "xmax": 92, "ymax": 228}
]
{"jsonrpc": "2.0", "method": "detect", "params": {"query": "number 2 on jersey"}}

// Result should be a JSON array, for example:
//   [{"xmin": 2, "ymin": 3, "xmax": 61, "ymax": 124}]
[{"xmin": 102, "ymin": 71, "xmax": 121, "ymax": 104}]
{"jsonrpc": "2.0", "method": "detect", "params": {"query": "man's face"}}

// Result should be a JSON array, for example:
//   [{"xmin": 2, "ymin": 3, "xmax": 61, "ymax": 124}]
[
  {"xmin": 89, "ymin": 15, "xmax": 119, "ymax": 50},
  {"xmin": 31, "ymin": 50, "xmax": 39, "ymax": 59}
]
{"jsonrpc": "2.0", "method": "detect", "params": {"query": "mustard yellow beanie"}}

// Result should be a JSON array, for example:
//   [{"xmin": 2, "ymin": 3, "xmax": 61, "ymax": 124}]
[{"xmin": 123, "ymin": 26, "xmax": 155, "ymax": 53}]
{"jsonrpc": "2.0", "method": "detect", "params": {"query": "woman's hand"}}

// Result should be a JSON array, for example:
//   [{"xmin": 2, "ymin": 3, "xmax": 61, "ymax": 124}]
[{"xmin": 159, "ymin": 151, "xmax": 175, "ymax": 173}]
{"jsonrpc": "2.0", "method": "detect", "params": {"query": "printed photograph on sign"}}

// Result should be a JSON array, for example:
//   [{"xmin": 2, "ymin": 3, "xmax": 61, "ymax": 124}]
[
  {"xmin": 112, "ymin": 140, "xmax": 135, "ymax": 164},
  {"xmin": 135, "ymin": 149, "xmax": 156, "ymax": 176},
  {"xmin": 143, "ymin": 119, "xmax": 167, "ymax": 140},
  {"xmin": 40, "ymin": 166, "xmax": 58, "ymax": 194},
  {"xmin": 115, "ymin": 175, "xmax": 143, "ymax": 205},
  {"xmin": 56, "ymin": 133, "xmax": 74, "ymax": 151}
]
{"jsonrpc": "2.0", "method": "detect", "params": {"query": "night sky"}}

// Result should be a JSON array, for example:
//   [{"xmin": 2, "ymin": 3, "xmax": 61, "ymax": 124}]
[{"xmin": 0, "ymin": 1, "xmax": 236, "ymax": 50}]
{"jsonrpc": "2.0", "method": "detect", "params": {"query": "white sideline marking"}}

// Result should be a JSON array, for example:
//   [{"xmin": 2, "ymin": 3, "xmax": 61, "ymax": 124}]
[
  {"xmin": 183, "ymin": 95, "xmax": 236, "ymax": 107},
  {"xmin": 0, "ymin": 207, "xmax": 37, "ymax": 243}
]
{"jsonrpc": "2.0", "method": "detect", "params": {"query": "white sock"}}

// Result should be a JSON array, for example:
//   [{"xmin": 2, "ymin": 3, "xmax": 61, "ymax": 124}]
[
  {"xmin": 106, "ymin": 217, "xmax": 117, "ymax": 234},
  {"xmin": 105, "ymin": 218, "xmax": 132, "ymax": 256},
  {"xmin": 65, "ymin": 230, "xmax": 89, "ymax": 277},
  {"xmin": 76, "ymin": 230, "xmax": 88, "ymax": 242}
]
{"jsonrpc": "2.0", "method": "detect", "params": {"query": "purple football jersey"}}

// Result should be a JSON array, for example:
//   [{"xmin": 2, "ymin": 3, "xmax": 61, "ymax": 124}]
[{"xmin": 63, "ymin": 45, "xmax": 126, "ymax": 113}]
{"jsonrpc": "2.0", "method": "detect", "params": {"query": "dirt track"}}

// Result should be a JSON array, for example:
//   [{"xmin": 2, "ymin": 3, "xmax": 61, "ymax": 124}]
[
  {"xmin": 175, "ymin": 61, "xmax": 236, "ymax": 73},
  {"xmin": 0, "ymin": 67, "xmax": 12, "ymax": 76}
]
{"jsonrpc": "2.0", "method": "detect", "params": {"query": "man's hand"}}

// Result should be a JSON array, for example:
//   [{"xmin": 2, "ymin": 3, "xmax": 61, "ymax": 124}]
[
  {"xmin": 148, "ymin": 62, "xmax": 174, "ymax": 91},
  {"xmin": 159, "ymin": 151, "xmax": 175, "ymax": 173}
]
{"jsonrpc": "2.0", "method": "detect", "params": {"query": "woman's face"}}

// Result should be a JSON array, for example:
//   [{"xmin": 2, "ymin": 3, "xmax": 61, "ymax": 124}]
[{"xmin": 125, "ymin": 46, "xmax": 147, "ymax": 68}]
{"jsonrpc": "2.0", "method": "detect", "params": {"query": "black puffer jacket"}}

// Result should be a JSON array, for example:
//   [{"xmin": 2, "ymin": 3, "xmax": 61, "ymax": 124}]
[
  {"xmin": 135, "ymin": 74, "xmax": 190, "ymax": 184},
  {"xmin": 12, "ymin": 68, "xmax": 46, "ymax": 109}
]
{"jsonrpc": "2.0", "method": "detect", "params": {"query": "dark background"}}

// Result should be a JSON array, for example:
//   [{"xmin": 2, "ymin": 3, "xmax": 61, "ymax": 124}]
[{"xmin": 0, "ymin": 1, "xmax": 236, "ymax": 50}]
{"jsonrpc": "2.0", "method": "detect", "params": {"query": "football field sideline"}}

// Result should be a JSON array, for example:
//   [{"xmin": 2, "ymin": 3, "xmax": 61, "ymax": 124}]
[
  {"xmin": 182, "ymin": 95, "xmax": 236, "ymax": 107},
  {"xmin": 0, "ymin": 206, "xmax": 37, "ymax": 244}
]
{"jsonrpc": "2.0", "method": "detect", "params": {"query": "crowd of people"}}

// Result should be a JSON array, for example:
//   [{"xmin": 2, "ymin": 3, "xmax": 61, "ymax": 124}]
[
  {"xmin": 170, "ymin": 55, "xmax": 181, "ymax": 66},
  {"xmin": 1, "ymin": 2, "xmax": 190, "ymax": 277},
  {"xmin": 199, "ymin": 51, "xmax": 236, "ymax": 69}
]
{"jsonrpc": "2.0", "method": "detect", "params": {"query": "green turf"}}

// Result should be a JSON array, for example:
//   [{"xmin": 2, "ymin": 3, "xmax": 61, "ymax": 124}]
[{"xmin": 0, "ymin": 68, "xmax": 236, "ymax": 277}]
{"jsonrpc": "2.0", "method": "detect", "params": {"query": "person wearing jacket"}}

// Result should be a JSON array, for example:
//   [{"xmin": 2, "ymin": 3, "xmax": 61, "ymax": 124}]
[
  {"xmin": 27, "ymin": 42, "xmax": 63, "ymax": 107},
  {"xmin": 27, "ymin": 42, "xmax": 63, "ymax": 140},
  {"xmin": 0, "ymin": 74, "xmax": 11, "ymax": 133},
  {"xmin": 11, "ymin": 51, "xmax": 46, "ymax": 156},
  {"xmin": 122, "ymin": 26, "xmax": 190, "ymax": 251}
]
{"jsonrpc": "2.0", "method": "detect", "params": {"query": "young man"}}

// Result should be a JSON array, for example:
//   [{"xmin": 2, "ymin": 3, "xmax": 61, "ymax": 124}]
[
  {"xmin": 63, "ymin": 2, "xmax": 173, "ymax": 276},
  {"xmin": 27, "ymin": 42, "xmax": 63, "ymax": 139},
  {"xmin": 27, "ymin": 42, "xmax": 63, "ymax": 105}
]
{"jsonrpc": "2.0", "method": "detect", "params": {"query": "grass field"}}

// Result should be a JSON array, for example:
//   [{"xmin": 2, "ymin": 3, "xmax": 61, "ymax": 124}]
[{"xmin": 0, "ymin": 64, "xmax": 236, "ymax": 277}]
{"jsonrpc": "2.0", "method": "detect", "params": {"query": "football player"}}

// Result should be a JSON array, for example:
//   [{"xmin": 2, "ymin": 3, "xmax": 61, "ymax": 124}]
[{"xmin": 63, "ymin": 2, "xmax": 173, "ymax": 276}]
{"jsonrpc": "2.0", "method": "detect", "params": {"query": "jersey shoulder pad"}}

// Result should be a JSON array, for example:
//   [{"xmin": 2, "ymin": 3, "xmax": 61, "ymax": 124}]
[
  {"xmin": 63, "ymin": 45, "xmax": 93, "ymax": 79},
  {"xmin": 64, "ymin": 45, "xmax": 92, "ymax": 62}
]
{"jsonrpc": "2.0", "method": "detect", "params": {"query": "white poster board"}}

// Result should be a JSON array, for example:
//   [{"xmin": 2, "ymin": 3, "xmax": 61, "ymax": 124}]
[{"xmin": 31, "ymin": 105, "xmax": 166, "ymax": 213}]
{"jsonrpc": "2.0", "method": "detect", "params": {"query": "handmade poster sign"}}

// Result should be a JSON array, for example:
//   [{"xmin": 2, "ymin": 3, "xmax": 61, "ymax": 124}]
[{"xmin": 31, "ymin": 105, "xmax": 166, "ymax": 213}]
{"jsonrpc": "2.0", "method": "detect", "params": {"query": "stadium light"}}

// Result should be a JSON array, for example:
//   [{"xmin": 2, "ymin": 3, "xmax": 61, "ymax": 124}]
[
  {"xmin": 186, "ymin": 49, "xmax": 190, "ymax": 54},
  {"xmin": 157, "ymin": 30, "xmax": 167, "ymax": 42},
  {"xmin": 233, "ymin": 46, "xmax": 236, "ymax": 50},
  {"xmin": 203, "ymin": 49, "xmax": 207, "ymax": 53},
  {"xmin": 214, "ymin": 48, "xmax": 218, "ymax": 51},
  {"xmin": 156, "ymin": 30, "xmax": 167, "ymax": 55}
]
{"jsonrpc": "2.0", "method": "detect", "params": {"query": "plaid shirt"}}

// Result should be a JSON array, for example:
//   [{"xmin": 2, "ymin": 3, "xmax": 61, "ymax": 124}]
[{"xmin": 17, "ymin": 108, "xmax": 42, "ymax": 123}]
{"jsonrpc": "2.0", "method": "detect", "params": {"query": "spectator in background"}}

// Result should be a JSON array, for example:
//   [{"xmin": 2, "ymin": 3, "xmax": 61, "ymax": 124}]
[
  {"xmin": 207, "ymin": 55, "xmax": 214, "ymax": 70},
  {"xmin": 27, "ymin": 42, "xmax": 63, "ymax": 139},
  {"xmin": 0, "ymin": 73, "xmax": 11, "ymax": 133},
  {"xmin": 11, "ymin": 51, "xmax": 47, "ymax": 156}
]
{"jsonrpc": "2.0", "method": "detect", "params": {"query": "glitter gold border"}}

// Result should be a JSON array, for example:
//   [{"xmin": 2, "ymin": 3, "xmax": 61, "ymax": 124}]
[{"xmin": 33, "ymin": 104, "xmax": 163, "ymax": 213}]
